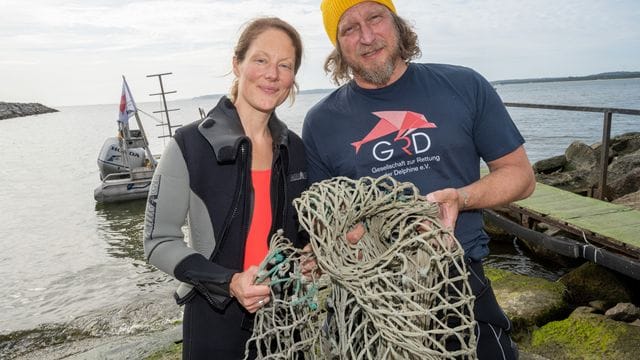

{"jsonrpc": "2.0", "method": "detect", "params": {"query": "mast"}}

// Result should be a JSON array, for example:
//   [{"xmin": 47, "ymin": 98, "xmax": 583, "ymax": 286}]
[{"xmin": 147, "ymin": 72, "xmax": 181, "ymax": 138}]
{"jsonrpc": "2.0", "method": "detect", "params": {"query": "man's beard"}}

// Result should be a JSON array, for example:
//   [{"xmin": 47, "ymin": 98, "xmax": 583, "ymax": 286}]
[{"xmin": 350, "ymin": 43, "xmax": 401, "ymax": 86}]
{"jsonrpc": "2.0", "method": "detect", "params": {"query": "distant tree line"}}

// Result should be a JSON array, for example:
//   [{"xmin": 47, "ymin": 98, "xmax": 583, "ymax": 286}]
[{"xmin": 491, "ymin": 71, "xmax": 640, "ymax": 85}]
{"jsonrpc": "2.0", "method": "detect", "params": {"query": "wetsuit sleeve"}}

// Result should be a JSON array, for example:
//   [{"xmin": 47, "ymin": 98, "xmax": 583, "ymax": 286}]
[
  {"xmin": 302, "ymin": 112, "xmax": 333, "ymax": 184},
  {"xmin": 143, "ymin": 138, "xmax": 236, "ymax": 309}
]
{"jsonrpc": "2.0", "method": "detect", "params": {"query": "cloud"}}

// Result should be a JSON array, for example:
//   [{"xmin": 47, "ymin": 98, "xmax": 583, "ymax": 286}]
[{"xmin": 0, "ymin": 0, "xmax": 638, "ymax": 105}]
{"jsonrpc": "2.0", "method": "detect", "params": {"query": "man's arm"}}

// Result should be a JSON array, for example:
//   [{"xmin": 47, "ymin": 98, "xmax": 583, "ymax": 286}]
[{"xmin": 426, "ymin": 145, "xmax": 535, "ymax": 228}]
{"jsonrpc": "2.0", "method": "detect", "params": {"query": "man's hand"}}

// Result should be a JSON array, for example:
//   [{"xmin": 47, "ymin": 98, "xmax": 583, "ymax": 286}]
[
  {"xmin": 425, "ymin": 188, "xmax": 464, "ymax": 230},
  {"xmin": 229, "ymin": 266, "xmax": 271, "ymax": 313},
  {"xmin": 346, "ymin": 223, "xmax": 366, "ymax": 244}
]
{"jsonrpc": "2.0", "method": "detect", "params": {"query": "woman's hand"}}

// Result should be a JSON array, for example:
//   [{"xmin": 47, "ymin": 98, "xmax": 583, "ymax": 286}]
[
  {"xmin": 229, "ymin": 266, "xmax": 271, "ymax": 313},
  {"xmin": 301, "ymin": 243, "xmax": 321, "ymax": 279}
]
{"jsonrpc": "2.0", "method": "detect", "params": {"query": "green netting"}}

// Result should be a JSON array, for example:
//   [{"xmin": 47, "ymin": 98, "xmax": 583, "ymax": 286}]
[{"xmin": 246, "ymin": 176, "xmax": 477, "ymax": 359}]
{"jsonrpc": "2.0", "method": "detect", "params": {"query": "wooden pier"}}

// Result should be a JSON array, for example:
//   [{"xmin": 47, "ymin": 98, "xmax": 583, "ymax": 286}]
[
  {"xmin": 486, "ymin": 181, "xmax": 640, "ymax": 279},
  {"xmin": 485, "ymin": 101, "xmax": 640, "ymax": 279}
]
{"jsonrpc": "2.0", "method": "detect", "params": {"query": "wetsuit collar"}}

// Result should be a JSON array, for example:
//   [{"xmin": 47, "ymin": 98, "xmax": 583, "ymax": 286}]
[{"xmin": 197, "ymin": 96, "xmax": 289, "ymax": 163}]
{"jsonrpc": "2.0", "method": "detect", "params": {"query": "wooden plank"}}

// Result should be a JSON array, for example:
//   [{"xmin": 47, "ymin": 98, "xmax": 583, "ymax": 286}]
[{"xmin": 502, "ymin": 180, "xmax": 640, "ymax": 249}]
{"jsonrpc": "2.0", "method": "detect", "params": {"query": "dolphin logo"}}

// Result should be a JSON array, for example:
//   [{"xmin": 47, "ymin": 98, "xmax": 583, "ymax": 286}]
[{"xmin": 351, "ymin": 111, "xmax": 437, "ymax": 153}]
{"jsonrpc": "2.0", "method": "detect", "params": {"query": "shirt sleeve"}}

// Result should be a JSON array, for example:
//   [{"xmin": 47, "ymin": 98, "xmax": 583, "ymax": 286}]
[
  {"xmin": 302, "ymin": 111, "xmax": 333, "ymax": 184},
  {"xmin": 471, "ymin": 70, "xmax": 525, "ymax": 162}
]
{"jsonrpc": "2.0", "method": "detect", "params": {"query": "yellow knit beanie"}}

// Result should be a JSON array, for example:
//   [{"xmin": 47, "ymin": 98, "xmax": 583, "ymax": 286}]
[{"xmin": 321, "ymin": 0, "xmax": 397, "ymax": 45}]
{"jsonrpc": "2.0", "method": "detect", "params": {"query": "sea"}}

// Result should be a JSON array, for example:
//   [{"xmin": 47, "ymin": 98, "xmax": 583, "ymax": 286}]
[{"xmin": 1, "ymin": 78, "xmax": 639, "ymax": 356}]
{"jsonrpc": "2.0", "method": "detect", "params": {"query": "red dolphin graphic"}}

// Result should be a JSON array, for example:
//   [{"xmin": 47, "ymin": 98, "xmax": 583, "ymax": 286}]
[{"xmin": 351, "ymin": 111, "xmax": 437, "ymax": 153}]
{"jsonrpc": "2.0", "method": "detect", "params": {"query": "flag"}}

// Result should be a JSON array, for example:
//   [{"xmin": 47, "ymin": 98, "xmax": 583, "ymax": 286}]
[{"xmin": 118, "ymin": 76, "xmax": 137, "ymax": 126}]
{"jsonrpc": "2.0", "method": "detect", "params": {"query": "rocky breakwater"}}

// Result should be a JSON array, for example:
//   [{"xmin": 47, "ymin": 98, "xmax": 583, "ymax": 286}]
[
  {"xmin": 0, "ymin": 102, "xmax": 58, "ymax": 120},
  {"xmin": 533, "ymin": 131, "xmax": 640, "ymax": 209}
]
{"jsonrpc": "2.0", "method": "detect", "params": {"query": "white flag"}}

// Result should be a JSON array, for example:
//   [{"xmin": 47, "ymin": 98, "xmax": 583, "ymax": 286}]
[{"xmin": 118, "ymin": 76, "xmax": 137, "ymax": 126}]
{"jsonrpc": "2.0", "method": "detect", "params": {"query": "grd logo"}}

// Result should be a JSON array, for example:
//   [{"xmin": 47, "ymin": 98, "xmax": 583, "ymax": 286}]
[{"xmin": 351, "ymin": 111, "xmax": 437, "ymax": 161}]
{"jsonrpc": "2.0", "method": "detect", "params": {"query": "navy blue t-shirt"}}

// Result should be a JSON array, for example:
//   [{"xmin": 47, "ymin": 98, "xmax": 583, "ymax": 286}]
[{"xmin": 302, "ymin": 63, "xmax": 524, "ymax": 260}]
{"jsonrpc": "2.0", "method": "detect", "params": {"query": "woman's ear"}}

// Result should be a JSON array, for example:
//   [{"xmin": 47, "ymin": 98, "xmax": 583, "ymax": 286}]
[{"xmin": 232, "ymin": 56, "xmax": 240, "ymax": 77}]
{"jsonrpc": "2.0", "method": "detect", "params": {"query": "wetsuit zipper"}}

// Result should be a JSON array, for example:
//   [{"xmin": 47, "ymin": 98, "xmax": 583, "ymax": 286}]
[
  {"xmin": 210, "ymin": 142, "xmax": 249, "ymax": 261},
  {"xmin": 268, "ymin": 146, "xmax": 288, "ymax": 238}
]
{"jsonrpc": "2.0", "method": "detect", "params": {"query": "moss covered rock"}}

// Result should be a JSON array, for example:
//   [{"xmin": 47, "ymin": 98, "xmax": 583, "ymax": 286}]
[
  {"xmin": 486, "ymin": 267, "xmax": 568, "ymax": 334},
  {"xmin": 527, "ymin": 309, "xmax": 640, "ymax": 359},
  {"xmin": 559, "ymin": 262, "xmax": 633, "ymax": 306}
]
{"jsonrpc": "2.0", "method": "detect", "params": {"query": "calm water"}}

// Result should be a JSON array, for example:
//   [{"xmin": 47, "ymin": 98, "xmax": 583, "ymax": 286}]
[{"xmin": 0, "ymin": 78, "xmax": 638, "ymax": 348}]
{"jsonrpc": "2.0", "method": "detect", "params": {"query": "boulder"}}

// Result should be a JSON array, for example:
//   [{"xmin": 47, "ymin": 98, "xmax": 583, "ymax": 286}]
[
  {"xmin": 486, "ymin": 267, "xmax": 568, "ymax": 336},
  {"xmin": 588, "ymin": 300, "xmax": 609, "ymax": 313},
  {"xmin": 533, "ymin": 132, "xmax": 640, "ymax": 199},
  {"xmin": 608, "ymin": 167, "xmax": 640, "ymax": 200},
  {"xmin": 605, "ymin": 303, "xmax": 640, "ymax": 322},
  {"xmin": 564, "ymin": 141, "xmax": 597, "ymax": 171},
  {"xmin": 533, "ymin": 155, "xmax": 566, "ymax": 174},
  {"xmin": 559, "ymin": 262, "xmax": 633, "ymax": 307},
  {"xmin": 610, "ymin": 132, "xmax": 640, "ymax": 156},
  {"xmin": 525, "ymin": 308, "xmax": 640, "ymax": 359},
  {"xmin": 591, "ymin": 132, "xmax": 640, "ymax": 159},
  {"xmin": 612, "ymin": 190, "xmax": 640, "ymax": 210},
  {"xmin": 536, "ymin": 169, "xmax": 593, "ymax": 194}
]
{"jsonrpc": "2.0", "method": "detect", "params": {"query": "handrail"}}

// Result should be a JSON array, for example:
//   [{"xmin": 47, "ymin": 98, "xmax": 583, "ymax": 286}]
[
  {"xmin": 503, "ymin": 102, "xmax": 640, "ymax": 116},
  {"xmin": 503, "ymin": 102, "xmax": 640, "ymax": 200}
]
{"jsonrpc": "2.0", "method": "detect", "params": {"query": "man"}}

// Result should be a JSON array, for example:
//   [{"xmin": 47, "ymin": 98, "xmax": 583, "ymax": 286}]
[{"xmin": 302, "ymin": 1, "xmax": 536, "ymax": 359}]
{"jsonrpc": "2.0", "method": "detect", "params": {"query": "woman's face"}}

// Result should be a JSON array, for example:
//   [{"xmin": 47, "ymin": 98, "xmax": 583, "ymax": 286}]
[{"xmin": 233, "ymin": 28, "xmax": 296, "ymax": 115}]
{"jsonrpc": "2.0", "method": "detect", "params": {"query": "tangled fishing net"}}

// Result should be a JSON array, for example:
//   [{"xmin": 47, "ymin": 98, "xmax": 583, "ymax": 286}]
[{"xmin": 245, "ymin": 175, "xmax": 477, "ymax": 359}]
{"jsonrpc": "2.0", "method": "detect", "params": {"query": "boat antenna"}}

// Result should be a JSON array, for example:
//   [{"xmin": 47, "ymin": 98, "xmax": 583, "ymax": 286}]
[{"xmin": 147, "ymin": 72, "xmax": 181, "ymax": 138}]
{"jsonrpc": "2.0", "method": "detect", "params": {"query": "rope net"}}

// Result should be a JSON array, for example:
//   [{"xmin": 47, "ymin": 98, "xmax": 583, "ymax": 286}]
[{"xmin": 246, "ymin": 176, "xmax": 477, "ymax": 359}]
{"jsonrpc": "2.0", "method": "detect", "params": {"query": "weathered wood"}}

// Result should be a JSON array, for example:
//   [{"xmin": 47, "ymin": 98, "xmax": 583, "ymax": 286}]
[{"xmin": 503, "ymin": 181, "xmax": 640, "ymax": 258}]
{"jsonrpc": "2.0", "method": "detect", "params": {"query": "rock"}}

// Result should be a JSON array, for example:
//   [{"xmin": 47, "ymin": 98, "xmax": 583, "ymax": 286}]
[
  {"xmin": 533, "ymin": 155, "xmax": 566, "ymax": 174},
  {"xmin": 631, "ymin": 319, "xmax": 640, "ymax": 327},
  {"xmin": 605, "ymin": 303, "xmax": 640, "ymax": 322},
  {"xmin": 610, "ymin": 132, "xmax": 640, "ymax": 156},
  {"xmin": 519, "ymin": 352, "xmax": 552, "ymax": 360},
  {"xmin": 612, "ymin": 190, "xmax": 640, "ymax": 210},
  {"xmin": 486, "ymin": 267, "xmax": 568, "ymax": 336},
  {"xmin": 0, "ymin": 101, "xmax": 58, "ymax": 120},
  {"xmin": 526, "ymin": 309, "xmax": 640, "ymax": 359},
  {"xmin": 588, "ymin": 300, "xmax": 609, "ymax": 313},
  {"xmin": 609, "ymin": 167, "xmax": 640, "ymax": 200},
  {"xmin": 536, "ymin": 169, "xmax": 593, "ymax": 194},
  {"xmin": 559, "ymin": 262, "xmax": 633, "ymax": 307},
  {"xmin": 565, "ymin": 141, "xmax": 598, "ymax": 173},
  {"xmin": 572, "ymin": 305, "xmax": 597, "ymax": 314},
  {"xmin": 533, "ymin": 132, "xmax": 640, "ymax": 200}
]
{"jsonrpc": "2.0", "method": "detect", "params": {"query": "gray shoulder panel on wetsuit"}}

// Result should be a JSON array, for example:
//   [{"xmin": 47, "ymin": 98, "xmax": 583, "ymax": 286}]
[{"xmin": 143, "ymin": 138, "xmax": 215, "ymax": 277}]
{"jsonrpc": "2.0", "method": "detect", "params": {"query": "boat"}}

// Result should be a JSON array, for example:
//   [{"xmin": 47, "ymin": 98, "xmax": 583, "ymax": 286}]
[{"xmin": 94, "ymin": 74, "xmax": 179, "ymax": 203}]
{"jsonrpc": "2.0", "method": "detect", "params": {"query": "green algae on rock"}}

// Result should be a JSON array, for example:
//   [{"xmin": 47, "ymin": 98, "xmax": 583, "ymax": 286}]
[{"xmin": 528, "ymin": 309, "xmax": 640, "ymax": 359}]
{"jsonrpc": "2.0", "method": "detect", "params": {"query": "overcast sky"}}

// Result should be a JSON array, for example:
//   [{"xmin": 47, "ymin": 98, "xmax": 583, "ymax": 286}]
[{"xmin": 1, "ymin": 0, "xmax": 639, "ymax": 106}]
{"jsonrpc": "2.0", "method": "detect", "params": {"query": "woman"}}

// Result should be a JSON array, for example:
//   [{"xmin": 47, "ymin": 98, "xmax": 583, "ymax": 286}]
[{"xmin": 143, "ymin": 17, "xmax": 307, "ymax": 359}]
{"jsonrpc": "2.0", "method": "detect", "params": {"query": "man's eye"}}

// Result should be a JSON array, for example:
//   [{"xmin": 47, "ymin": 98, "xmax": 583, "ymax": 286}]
[{"xmin": 342, "ymin": 26, "xmax": 355, "ymax": 35}]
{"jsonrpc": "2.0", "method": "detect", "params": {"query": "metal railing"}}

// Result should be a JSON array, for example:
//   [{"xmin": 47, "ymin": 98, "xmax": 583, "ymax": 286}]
[{"xmin": 503, "ymin": 102, "xmax": 640, "ymax": 200}]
